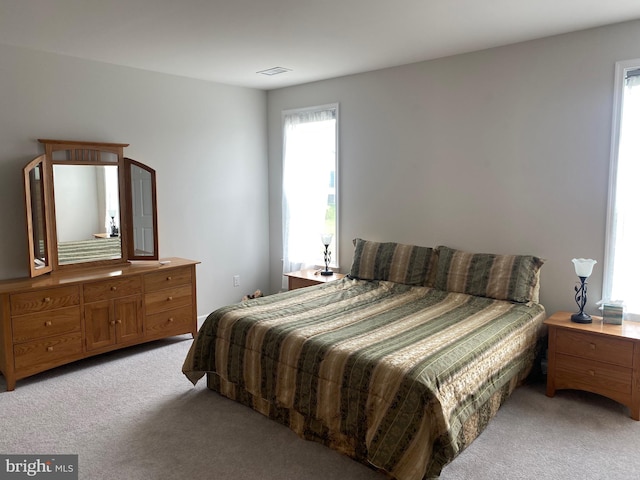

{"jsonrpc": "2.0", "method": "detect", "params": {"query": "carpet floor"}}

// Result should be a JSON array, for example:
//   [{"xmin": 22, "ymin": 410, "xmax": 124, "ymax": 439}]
[{"xmin": 1, "ymin": 336, "xmax": 639, "ymax": 479}]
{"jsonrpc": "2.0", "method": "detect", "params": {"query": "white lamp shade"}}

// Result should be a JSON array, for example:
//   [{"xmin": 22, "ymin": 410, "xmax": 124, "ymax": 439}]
[
  {"xmin": 572, "ymin": 258, "xmax": 597, "ymax": 278},
  {"xmin": 321, "ymin": 234, "xmax": 333, "ymax": 246}
]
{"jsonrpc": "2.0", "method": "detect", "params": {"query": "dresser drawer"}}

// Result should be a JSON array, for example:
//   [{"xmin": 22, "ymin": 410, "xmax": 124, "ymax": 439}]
[
  {"xmin": 144, "ymin": 267, "xmax": 192, "ymax": 292},
  {"xmin": 555, "ymin": 353, "xmax": 632, "ymax": 395},
  {"xmin": 145, "ymin": 284, "xmax": 192, "ymax": 315},
  {"xmin": 10, "ymin": 286, "xmax": 80, "ymax": 316},
  {"xmin": 83, "ymin": 276, "xmax": 142, "ymax": 303},
  {"xmin": 13, "ymin": 332, "xmax": 83, "ymax": 373},
  {"xmin": 145, "ymin": 305, "xmax": 194, "ymax": 338},
  {"xmin": 12, "ymin": 306, "xmax": 81, "ymax": 343},
  {"xmin": 555, "ymin": 329, "xmax": 634, "ymax": 367}
]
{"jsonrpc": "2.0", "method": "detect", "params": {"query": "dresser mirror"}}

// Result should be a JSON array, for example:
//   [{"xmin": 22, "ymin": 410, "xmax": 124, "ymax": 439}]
[
  {"xmin": 24, "ymin": 155, "xmax": 52, "ymax": 276},
  {"xmin": 53, "ymin": 164, "xmax": 122, "ymax": 265},
  {"xmin": 124, "ymin": 158, "xmax": 158, "ymax": 260},
  {"xmin": 23, "ymin": 139, "xmax": 159, "ymax": 277}
]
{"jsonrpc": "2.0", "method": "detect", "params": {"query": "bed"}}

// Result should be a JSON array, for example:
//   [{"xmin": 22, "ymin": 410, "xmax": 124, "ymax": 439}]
[
  {"xmin": 183, "ymin": 240, "xmax": 546, "ymax": 479},
  {"xmin": 57, "ymin": 237, "xmax": 122, "ymax": 264}
]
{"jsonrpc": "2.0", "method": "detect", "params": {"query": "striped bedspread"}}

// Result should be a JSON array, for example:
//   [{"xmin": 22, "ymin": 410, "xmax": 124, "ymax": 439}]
[
  {"xmin": 57, "ymin": 237, "xmax": 121, "ymax": 264},
  {"xmin": 183, "ymin": 278, "xmax": 546, "ymax": 479}
]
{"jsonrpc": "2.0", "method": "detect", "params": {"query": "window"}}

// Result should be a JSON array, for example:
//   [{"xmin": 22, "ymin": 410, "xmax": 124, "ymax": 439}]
[
  {"xmin": 604, "ymin": 60, "xmax": 640, "ymax": 320},
  {"xmin": 282, "ymin": 104, "xmax": 338, "ymax": 286}
]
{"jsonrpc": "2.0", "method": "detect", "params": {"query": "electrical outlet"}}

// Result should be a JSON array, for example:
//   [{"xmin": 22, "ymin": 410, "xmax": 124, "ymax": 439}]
[{"xmin": 233, "ymin": 275, "xmax": 240, "ymax": 287}]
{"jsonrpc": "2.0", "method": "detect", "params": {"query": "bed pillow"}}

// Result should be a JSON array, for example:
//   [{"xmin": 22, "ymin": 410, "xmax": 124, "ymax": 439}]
[
  {"xmin": 349, "ymin": 238, "xmax": 437, "ymax": 286},
  {"xmin": 434, "ymin": 246, "xmax": 544, "ymax": 303}
]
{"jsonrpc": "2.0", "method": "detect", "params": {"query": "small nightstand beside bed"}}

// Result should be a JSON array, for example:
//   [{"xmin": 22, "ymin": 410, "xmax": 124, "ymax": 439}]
[
  {"xmin": 545, "ymin": 311, "xmax": 640, "ymax": 420},
  {"xmin": 183, "ymin": 240, "xmax": 546, "ymax": 480}
]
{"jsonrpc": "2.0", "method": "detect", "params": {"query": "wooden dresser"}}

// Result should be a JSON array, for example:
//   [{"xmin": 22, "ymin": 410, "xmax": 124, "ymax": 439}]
[
  {"xmin": 545, "ymin": 311, "xmax": 640, "ymax": 420},
  {"xmin": 0, "ymin": 257, "xmax": 198, "ymax": 391}
]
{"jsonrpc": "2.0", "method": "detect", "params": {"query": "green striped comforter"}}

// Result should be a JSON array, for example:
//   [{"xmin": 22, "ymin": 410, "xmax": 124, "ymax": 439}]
[
  {"xmin": 183, "ymin": 278, "xmax": 546, "ymax": 479},
  {"xmin": 57, "ymin": 237, "xmax": 121, "ymax": 264}
]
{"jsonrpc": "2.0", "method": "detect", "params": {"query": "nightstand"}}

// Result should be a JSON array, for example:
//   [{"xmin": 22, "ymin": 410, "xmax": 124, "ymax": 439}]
[
  {"xmin": 545, "ymin": 311, "xmax": 640, "ymax": 420},
  {"xmin": 284, "ymin": 269, "xmax": 346, "ymax": 290}
]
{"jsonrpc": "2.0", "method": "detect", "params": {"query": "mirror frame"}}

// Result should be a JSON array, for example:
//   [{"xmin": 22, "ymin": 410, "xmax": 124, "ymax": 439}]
[
  {"xmin": 23, "ymin": 154, "xmax": 53, "ymax": 277},
  {"xmin": 23, "ymin": 139, "xmax": 159, "ymax": 277}
]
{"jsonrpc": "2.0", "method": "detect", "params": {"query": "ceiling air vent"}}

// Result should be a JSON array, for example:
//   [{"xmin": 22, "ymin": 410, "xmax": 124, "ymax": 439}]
[{"xmin": 257, "ymin": 67, "xmax": 292, "ymax": 76}]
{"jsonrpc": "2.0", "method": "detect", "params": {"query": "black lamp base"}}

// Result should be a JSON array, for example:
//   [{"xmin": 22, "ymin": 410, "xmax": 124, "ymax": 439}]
[
  {"xmin": 320, "ymin": 270, "xmax": 334, "ymax": 276},
  {"xmin": 571, "ymin": 312, "xmax": 592, "ymax": 324}
]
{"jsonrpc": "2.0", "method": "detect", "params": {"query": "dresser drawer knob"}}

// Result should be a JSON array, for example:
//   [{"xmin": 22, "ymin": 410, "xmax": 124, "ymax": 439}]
[
  {"xmin": 589, "ymin": 369, "xmax": 595, "ymax": 376},
  {"xmin": 110, "ymin": 320, "xmax": 116, "ymax": 326},
  {"xmin": 590, "ymin": 343, "xmax": 596, "ymax": 350},
  {"xmin": 43, "ymin": 297, "xmax": 51, "ymax": 303},
  {"xmin": 116, "ymin": 319, "xmax": 122, "ymax": 324},
  {"xmin": 47, "ymin": 346, "xmax": 54, "ymax": 352},
  {"xmin": 111, "ymin": 286, "xmax": 117, "ymax": 291},
  {"xmin": 168, "ymin": 317, "xmax": 174, "ymax": 323},
  {"xmin": 167, "ymin": 296, "xmax": 173, "ymax": 301},
  {"xmin": 166, "ymin": 276, "xmax": 172, "ymax": 281},
  {"xmin": 45, "ymin": 321, "xmax": 52, "ymax": 327}
]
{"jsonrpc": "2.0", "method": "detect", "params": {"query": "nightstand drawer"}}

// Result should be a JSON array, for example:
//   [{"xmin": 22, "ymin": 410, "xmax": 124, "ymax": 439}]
[
  {"xmin": 555, "ymin": 353, "xmax": 632, "ymax": 395},
  {"xmin": 10, "ymin": 286, "xmax": 80, "ymax": 315},
  {"xmin": 289, "ymin": 276, "xmax": 321, "ymax": 289},
  {"xmin": 12, "ymin": 306, "xmax": 81, "ymax": 343},
  {"xmin": 555, "ymin": 329, "xmax": 634, "ymax": 367},
  {"xmin": 285, "ymin": 270, "xmax": 346, "ymax": 290}
]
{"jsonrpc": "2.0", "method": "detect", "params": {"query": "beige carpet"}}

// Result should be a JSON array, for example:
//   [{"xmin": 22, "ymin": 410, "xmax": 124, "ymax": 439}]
[{"xmin": 1, "ymin": 336, "xmax": 639, "ymax": 480}]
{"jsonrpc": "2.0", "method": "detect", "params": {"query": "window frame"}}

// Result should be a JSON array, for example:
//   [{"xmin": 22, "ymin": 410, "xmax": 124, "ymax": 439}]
[
  {"xmin": 603, "ymin": 58, "xmax": 640, "ymax": 320},
  {"xmin": 281, "ymin": 102, "xmax": 340, "ymax": 272}
]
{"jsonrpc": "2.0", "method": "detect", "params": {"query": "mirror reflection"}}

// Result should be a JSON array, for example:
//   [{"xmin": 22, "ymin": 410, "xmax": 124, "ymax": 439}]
[
  {"xmin": 27, "ymin": 160, "xmax": 49, "ymax": 270},
  {"xmin": 53, "ymin": 164, "xmax": 122, "ymax": 265},
  {"xmin": 130, "ymin": 163, "xmax": 155, "ymax": 256}
]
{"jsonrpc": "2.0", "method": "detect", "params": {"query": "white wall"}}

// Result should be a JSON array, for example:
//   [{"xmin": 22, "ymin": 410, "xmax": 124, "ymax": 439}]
[
  {"xmin": 267, "ymin": 20, "xmax": 640, "ymax": 317},
  {"xmin": 0, "ymin": 43, "xmax": 269, "ymax": 318},
  {"xmin": 52, "ymin": 165, "xmax": 101, "ymax": 241}
]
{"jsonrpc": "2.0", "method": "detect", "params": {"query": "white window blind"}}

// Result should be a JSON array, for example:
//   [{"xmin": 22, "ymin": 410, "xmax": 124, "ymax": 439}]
[
  {"xmin": 282, "ymin": 104, "xmax": 338, "ymax": 288},
  {"xmin": 604, "ymin": 60, "xmax": 640, "ymax": 320}
]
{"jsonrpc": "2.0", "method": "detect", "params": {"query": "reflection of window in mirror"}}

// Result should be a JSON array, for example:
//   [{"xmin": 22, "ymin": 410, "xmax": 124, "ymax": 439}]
[{"xmin": 104, "ymin": 165, "xmax": 119, "ymax": 236}]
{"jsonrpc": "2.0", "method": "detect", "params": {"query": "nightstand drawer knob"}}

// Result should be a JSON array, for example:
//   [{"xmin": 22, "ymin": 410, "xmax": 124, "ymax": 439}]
[
  {"xmin": 47, "ymin": 346, "xmax": 54, "ymax": 352},
  {"xmin": 43, "ymin": 297, "xmax": 51, "ymax": 303},
  {"xmin": 589, "ymin": 369, "xmax": 595, "ymax": 376},
  {"xmin": 45, "ymin": 321, "xmax": 52, "ymax": 327},
  {"xmin": 168, "ymin": 317, "xmax": 174, "ymax": 323},
  {"xmin": 590, "ymin": 343, "xmax": 596, "ymax": 350},
  {"xmin": 167, "ymin": 296, "xmax": 173, "ymax": 301},
  {"xmin": 111, "ymin": 286, "xmax": 117, "ymax": 291},
  {"xmin": 166, "ymin": 276, "xmax": 172, "ymax": 281}
]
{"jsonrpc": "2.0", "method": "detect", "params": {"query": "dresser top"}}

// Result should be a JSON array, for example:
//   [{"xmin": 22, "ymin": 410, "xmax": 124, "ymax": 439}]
[{"xmin": 0, "ymin": 257, "xmax": 199, "ymax": 294}]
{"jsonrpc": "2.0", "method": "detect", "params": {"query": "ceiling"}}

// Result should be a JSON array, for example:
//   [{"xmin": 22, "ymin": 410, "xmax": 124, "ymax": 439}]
[{"xmin": 1, "ymin": 0, "xmax": 639, "ymax": 90}]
